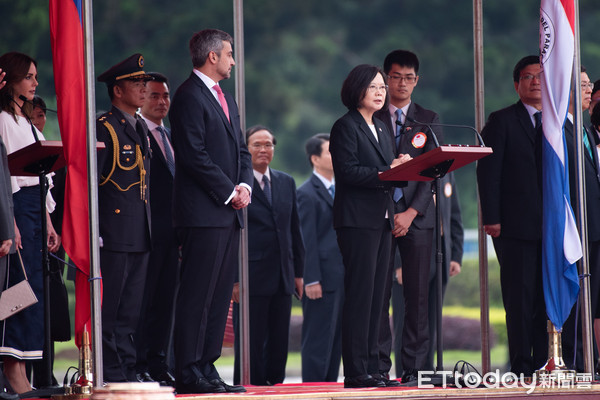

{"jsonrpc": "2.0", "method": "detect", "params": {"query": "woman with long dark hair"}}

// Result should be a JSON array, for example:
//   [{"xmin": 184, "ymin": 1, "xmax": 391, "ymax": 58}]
[{"xmin": 0, "ymin": 52, "xmax": 60, "ymax": 393}]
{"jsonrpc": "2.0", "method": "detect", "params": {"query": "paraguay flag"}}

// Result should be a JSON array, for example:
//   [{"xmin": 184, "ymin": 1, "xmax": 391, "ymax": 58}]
[
  {"xmin": 49, "ymin": 0, "xmax": 91, "ymax": 347},
  {"xmin": 539, "ymin": 0, "xmax": 581, "ymax": 330}
]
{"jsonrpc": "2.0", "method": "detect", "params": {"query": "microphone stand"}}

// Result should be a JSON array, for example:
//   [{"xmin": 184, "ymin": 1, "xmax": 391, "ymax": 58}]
[{"xmin": 400, "ymin": 117, "xmax": 483, "ymax": 386}]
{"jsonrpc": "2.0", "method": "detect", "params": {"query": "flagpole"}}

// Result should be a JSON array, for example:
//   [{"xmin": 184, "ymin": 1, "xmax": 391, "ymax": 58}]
[
  {"xmin": 571, "ymin": 0, "xmax": 594, "ymax": 375},
  {"xmin": 233, "ymin": 0, "xmax": 251, "ymax": 385},
  {"xmin": 82, "ymin": 0, "xmax": 104, "ymax": 385},
  {"xmin": 473, "ymin": 0, "xmax": 491, "ymax": 375}
]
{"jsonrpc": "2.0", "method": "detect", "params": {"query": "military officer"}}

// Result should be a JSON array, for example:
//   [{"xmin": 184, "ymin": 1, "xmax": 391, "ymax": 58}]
[{"xmin": 96, "ymin": 54, "xmax": 152, "ymax": 382}]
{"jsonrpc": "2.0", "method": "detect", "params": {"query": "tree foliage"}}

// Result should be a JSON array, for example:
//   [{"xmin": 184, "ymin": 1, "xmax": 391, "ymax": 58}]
[{"xmin": 1, "ymin": 0, "xmax": 599, "ymax": 228}]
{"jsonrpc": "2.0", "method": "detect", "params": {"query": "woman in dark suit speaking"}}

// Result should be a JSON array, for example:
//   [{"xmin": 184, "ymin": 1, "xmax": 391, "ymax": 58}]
[{"xmin": 330, "ymin": 64, "xmax": 409, "ymax": 388}]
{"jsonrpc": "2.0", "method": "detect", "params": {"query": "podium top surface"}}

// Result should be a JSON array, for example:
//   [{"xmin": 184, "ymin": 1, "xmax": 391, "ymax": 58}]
[
  {"xmin": 8, "ymin": 140, "xmax": 65, "ymax": 176},
  {"xmin": 379, "ymin": 145, "xmax": 493, "ymax": 182}
]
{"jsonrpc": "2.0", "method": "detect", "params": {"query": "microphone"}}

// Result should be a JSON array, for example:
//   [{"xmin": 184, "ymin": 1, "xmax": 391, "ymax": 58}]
[
  {"xmin": 398, "ymin": 116, "xmax": 440, "ymax": 148},
  {"xmin": 18, "ymin": 95, "xmax": 58, "ymax": 114},
  {"xmin": 11, "ymin": 97, "xmax": 40, "ymax": 142},
  {"xmin": 403, "ymin": 115, "xmax": 486, "ymax": 147}
]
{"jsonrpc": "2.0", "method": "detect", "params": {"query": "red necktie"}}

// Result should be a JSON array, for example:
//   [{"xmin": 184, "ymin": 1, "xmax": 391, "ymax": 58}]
[{"xmin": 213, "ymin": 84, "xmax": 230, "ymax": 122}]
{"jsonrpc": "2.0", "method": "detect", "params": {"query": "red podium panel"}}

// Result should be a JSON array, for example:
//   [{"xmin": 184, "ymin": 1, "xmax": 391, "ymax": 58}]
[
  {"xmin": 8, "ymin": 140, "xmax": 65, "ymax": 176},
  {"xmin": 379, "ymin": 145, "xmax": 493, "ymax": 182}
]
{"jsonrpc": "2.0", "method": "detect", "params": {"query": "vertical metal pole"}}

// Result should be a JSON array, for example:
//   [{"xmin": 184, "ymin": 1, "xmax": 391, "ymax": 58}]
[
  {"xmin": 571, "ymin": 0, "xmax": 594, "ymax": 374},
  {"xmin": 473, "ymin": 0, "xmax": 491, "ymax": 375},
  {"xmin": 233, "ymin": 0, "xmax": 251, "ymax": 386},
  {"xmin": 82, "ymin": 0, "xmax": 104, "ymax": 386}
]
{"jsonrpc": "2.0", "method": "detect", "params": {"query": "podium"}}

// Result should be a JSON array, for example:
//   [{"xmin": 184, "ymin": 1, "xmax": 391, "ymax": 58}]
[
  {"xmin": 8, "ymin": 140, "xmax": 65, "ymax": 397},
  {"xmin": 379, "ymin": 144, "xmax": 492, "ymax": 182},
  {"xmin": 380, "ymin": 144, "xmax": 492, "ymax": 382}
]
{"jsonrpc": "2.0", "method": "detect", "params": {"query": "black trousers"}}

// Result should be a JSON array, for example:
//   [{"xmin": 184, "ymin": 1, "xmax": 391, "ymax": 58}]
[
  {"xmin": 135, "ymin": 236, "xmax": 179, "ymax": 376},
  {"xmin": 174, "ymin": 226, "xmax": 239, "ymax": 385},
  {"xmin": 493, "ymin": 236, "xmax": 547, "ymax": 376},
  {"xmin": 301, "ymin": 286, "xmax": 343, "ymax": 382},
  {"xmin": 337, "ymin": 221, "xmax": 392, "ymax": 379},
  {"xmin": 398, "ymin": 226, "xmax": 433, "ymax": 372},
  {"xmin": 100, "ymin": 249, "xmax": 149, "ymax": 382}
]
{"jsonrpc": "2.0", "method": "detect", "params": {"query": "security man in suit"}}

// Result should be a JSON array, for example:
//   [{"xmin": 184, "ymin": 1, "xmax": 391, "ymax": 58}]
[
  {"xmin": 374, "ymin": 50, "xmax": 439, "ymax": 385},
  {"xmin": 298, "ymin": 133, "xmax": 344, "ymax": 382},
  {"xmin": 477, "ymin": 55, "xmax": 547, "ymax": 376},
  {"xmin": 96, "ymin": 53, "xmax": 152, "ymax": 382},
  {"xmin": 232, "ymin": 125, "xmax": 305, "ymax": 386},
  {"xmin": 136, "ymin": 72, "xmax": 177, "ymax": 386},
  {"xmin": 391, "ymin": 172, "xmax": 463, "ymax": 377}
]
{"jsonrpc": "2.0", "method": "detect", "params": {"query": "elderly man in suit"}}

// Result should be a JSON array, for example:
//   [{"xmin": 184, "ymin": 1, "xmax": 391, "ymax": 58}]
[
  {"xmin": 137, "ymin": 72, "xmax": 177, "ymax": 386},
  {"xmin": 169, "ymin": 29, "xmax": 252, "ymax": 394},
  {"xmin": 96, "ymin": 54, "xmax": 152, "ymax": 382},
  {"xmin": 374, "ymin": 50, "xmax": 439, "ymax": 385},
  {"xmin": 232, "ymin": 126, "xmax": 305, "ymax": 386},
  {"xmin": 298, "ymin": 133, "xmax": 344, "ymax": 382},
  {"xmin": 477, "ymin": 55, "xmax": 547, "ymax": 376}
]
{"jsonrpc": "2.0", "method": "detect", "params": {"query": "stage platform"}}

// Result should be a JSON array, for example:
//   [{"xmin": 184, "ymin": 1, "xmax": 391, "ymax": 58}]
[{"xmin": 173, "ymin": 382, "xmax": 600, "ymax": 400}]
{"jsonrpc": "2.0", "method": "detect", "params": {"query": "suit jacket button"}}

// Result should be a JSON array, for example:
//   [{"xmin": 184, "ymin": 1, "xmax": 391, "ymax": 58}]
[{"xmin": 114, "ymin": 209, "xmax": 120, "ymax": 214}]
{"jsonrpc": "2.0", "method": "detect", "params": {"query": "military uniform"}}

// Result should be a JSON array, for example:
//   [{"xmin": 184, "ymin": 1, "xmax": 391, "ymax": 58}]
[{"xmin": 96, "ymin": 54, "xmax": 152, "ymax": 382}]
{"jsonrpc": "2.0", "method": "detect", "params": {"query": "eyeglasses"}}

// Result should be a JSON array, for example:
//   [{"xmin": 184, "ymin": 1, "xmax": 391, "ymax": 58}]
[
  {"xmin": 388, "ymin": 75, "xmax": 417, "ymax": 83},
  {"xmin": 250, "ymin": 143, "xmax": 274, "ymax": 150},
  {"xmin": 520, "ymin": 73, "xmax": 541, "ymax": 81},
  {"xmin": 367, "ymin": 85, "xmax": 388, "ymax": 93},
  {"xmin": 581, "ymin": 82, "xmax": 594, "ymax": 90}
]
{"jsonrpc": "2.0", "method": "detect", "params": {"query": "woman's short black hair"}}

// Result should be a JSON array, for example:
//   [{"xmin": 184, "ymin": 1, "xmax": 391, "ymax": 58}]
[{"xmin": 340, "ymin": 64, "xmax": 388, "ymax": 111}]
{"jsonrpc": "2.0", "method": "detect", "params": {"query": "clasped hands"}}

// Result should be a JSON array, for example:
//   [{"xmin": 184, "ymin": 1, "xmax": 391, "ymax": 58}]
[{"xmin": 231, "ymin": 185, "xmax": 251, "ymax": 209}]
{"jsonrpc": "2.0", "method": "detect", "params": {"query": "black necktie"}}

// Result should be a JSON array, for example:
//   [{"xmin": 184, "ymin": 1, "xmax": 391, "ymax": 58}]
[
  {"xmin": 393, "ymin": 109, "xmax": 404, "ymax": 202},
  {"xmin": 262, "ymin": 175, "xmax": 272, "ymax": 204},
  {"xmin": 157, "ymin": 126, "xmax": 175, "ymax": 176},
  {"xmin": 534, "ymin": 111, "xmax": 542, "ymax": 130}
]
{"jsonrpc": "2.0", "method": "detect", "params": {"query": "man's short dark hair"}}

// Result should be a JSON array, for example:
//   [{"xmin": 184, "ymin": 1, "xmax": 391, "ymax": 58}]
[
  {"xmin": 592, "ymin": 79, "xmax": 600, "ymax": 98},
  {"xmin": 341, "ymin": 64, "xmax": 388, "ymax": 111},
  {"xmin": 147, "ymin": 72, "xmax": 170, "ymax": 89},
  {"xmin": 383, "ymin": 50, "xmax": 419, "ymax": 75},
  {"xmin": 189, "ymin": 29, "xmax": 233, "ymax": 68},
  {"xmin": 513, "ymin": 55, "xmax": 539, "ymax": 83},
  {"xmin": 592, "ymin": 100, "xmax": 600, "ymax": 128},
  {"xmin": 32, "ymin": 95, "xmax": 47, "ymax": 115},
  {"xmin": 245, "ymin": 124, "xmax": 277, "ymax": 145},
  {"xmin": 305, "ymin": 133, "xmax": 330, "ymax": 167}
]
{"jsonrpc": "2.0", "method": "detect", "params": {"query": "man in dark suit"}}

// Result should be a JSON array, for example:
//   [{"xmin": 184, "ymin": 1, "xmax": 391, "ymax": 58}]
[
  {"xmin": 169, "ymin": 29, "xmax": 252, "ymax": 394},
  {"xmin": 391, "ymin": 172, "xmax": 463, "ymax": 377},
  {"xmin": 477, "ymin": 55, "xmax": 547, "ymax": 376},
  {"xmin": 562, "ymin": 67, "xmax": 600, "ymax": 372},
  {"xmin": 374, "ymin": 50, "xmax": 438, "ymax": 385},
  {"xmin": 137, "ymin": 72, "xmax": 177, "ymax": 386},
  {"xmin": 298, "ymin": 133, "xmax": 344, "ymax": 382},
  {"xmin": 232, "ymin": 126, "xmax": 305, "ymax": 385},
  {"xmin": 96, "ymin": 54, "xmax": 152, "ymax": 382}
]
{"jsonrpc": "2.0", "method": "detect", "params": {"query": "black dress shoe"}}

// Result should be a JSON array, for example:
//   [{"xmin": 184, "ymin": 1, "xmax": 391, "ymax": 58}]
[
  {"xmin": 0, "ymin": 392, "xmax": 18, "ymax": 400},
  {"xmin": 401, "ymin": 369, "xmax": 420, "ymax": 387},
  {"xmin": 176, "ymin": 377, "xmax": 225, "ymax": 394},
  {"xmin": 136, "ymin": 372, "xmax": 155, "ymax": 383},
  {"xmin": 344, "ymin": 375, "xmax": 386, "ymax": 388},
  {"xmin": 150, "ymin": 371, "xmax": 176, "ymax": 387},
  {"xmin": 209, "ymin": 378, "xmax": 246, "ymax": 393},
  {"xmin": 379, "ymin": 376, "xmax": 401, "ymax": 387}
]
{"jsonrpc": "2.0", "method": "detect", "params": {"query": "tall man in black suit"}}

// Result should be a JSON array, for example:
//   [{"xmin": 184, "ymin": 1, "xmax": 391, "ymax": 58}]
[
  {"xmin": 232, "ymin": 126, "xmax": 305, "ymax": 385},
  {"xmin": 562, "ymin": 67, "xmax": 600, "ymax": 372},
  {"xmin": 137, "ymin": 72, "xmax": 177, "ymax": 386},
  {"xmin": 298, "ymin": 133, "xmax": 344, "ymax": 382},
  {"xmin": 477, "ymin": 55, "xmax": 547, "ymax": 376},
  {"xmin": 96, "ymin": 54, "xmax": 153, "ymax": 382},
  {"xmin": 169, "ymin": 29, "xmax": 252, "ymax": 394},
  {"xmin": 374, "ymin": 50, "xmax": 438, "ymax": 384}
]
